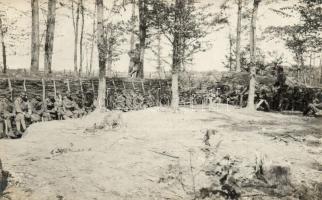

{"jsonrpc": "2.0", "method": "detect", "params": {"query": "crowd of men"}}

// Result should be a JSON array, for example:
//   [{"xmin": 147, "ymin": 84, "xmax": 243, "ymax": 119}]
[{"xmin": 0, "ymin": 91, "xmax": 95, "ymax": 139}]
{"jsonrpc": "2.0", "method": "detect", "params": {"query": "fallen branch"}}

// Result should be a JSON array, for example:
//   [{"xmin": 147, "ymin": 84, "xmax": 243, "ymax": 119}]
[{"xmin": 149, "ymin": 150, "xmax": 179, "ymax": 159}]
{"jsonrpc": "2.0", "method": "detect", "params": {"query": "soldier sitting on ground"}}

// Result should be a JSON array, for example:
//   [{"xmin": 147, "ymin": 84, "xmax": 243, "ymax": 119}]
[
  {"xmin": 0, "ymin": 97, "xmax": 16, "ymax": 138},
  {"xmin": 30, "ymin": 96, "xmax": 44, "ymax": 123},
  {"xmin": 256, "ymin": 86, "xmax": 271, "ymax": 112},
  {"xmin": 14, "ymin": 93, "xmax": 31, "ymax": 135},
  {"xmin": 72, "ymin": 93, "xmax": 86, "ymax": 118},
  {"xmin": 303, "ymin": 97, "xmax": 322, "ymax": 117},
  {"xmin": 43, "ymin": 96, "xmax": 58, "ymax": 121},
  {"xmin": 62, "ymin": 94, "xmax": 77, "ymax": 119},
  {"xmin": 84, "ymin": 91, "xmax": 95, "ymax": 113}
]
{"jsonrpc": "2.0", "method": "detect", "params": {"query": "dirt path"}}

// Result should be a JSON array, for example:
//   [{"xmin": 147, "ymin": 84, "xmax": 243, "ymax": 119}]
[{"xmin": 0, "ymin": 105, "xmax": 321, "ymax": 200}]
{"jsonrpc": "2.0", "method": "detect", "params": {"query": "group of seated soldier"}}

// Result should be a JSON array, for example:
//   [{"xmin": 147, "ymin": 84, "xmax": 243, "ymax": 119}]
[{"xmin": 0, "ymin": 91, "xmax": 95, "ymax": 139}]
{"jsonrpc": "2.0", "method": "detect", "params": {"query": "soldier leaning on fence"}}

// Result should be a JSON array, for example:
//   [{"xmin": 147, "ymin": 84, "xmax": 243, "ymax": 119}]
[
  {"xmin": 14, "ymin": 93, "xmax": 31, "ymax": 135},
  {"xmin": 0, "ymin": 98, "xmax": 16, "ymax": 138},
  {"xmin": 30, "ymin": 96, "xmax": 44, "ymax": 123}
]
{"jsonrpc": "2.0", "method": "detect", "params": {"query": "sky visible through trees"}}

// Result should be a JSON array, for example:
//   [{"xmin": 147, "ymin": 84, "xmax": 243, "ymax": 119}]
[{"xmin": 0, "ymin": 0, "xmax": 316, "ymax": 73}]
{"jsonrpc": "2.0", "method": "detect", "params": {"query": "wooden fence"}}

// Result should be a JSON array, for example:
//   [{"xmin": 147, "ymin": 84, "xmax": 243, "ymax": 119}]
[{"xmin": 0, "ymin": 77, "xmax": 172, "ymax": 102}]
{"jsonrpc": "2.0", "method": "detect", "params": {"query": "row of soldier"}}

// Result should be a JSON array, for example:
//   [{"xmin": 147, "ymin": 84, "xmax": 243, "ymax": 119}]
[{"xmin": 0, "ymin": 91, "xmax": 95, "ymax": 139}]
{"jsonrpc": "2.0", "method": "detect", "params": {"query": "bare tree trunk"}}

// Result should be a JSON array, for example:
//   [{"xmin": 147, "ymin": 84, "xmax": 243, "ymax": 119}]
[
  {"xmin": 320, "ymin": 55, "xmax": 322, "ymax": 84},
  {"xmin": 157, "ymin": 32, "xmax": 165, "ymax": 79},
  {"xmin": 0, "ymin": 18, "xmax": 7, "ymax": 74},
  {"xmin": 106, "ymin": 28, "xmax": 113, "ymax": 77},
  {"xmin": 79, "ymin": 0, "xmax": 85, "ymax": 76},
  {"xmin": 171, "ymin": 0, "xmax": 185, "ymax": 110},
  {"xmin": 85, "ymin": 43, "xmax": 89, "ymax": 75},
  {"xmin": 73, "ymin": 0, "xmax": 81, "ymax": 75},
  {"xmin": 247, "ymin": 0, "xmax": 260, "ymax": 110},
  {"xmin": 235, "ymin": 0, "xmax": 242, "ymax": 72},
  {"xmin": 96, "ymin": 0, "xmax": 107, "ymax": 109},
  {"xmin": 107, "ymin": 50, "xmax": 112, "ymax": 77},
  {"xmin": 31, "ymin": 0, "xmax": 40, "ymax": 73},
  {"xmin": 44, "ymin": 0, "xmax": 57, "ymax": 75},
  {"xmin": 89, "ymin": 7, "xmax": 96, "ymax": 76},
  {"xmin": 137, "ymin": 0, "xmax": 147, "ymax": 79},
  {"xmin": 300, "ymin": 54, "xmax": 305, "ymax": 84},
  {"xmin": 229, "ymin": 32, "xmax": 233, "ymax": 71},
  {"xmin": 128, "ymin": 0, "xmax": 136, "ymax": 75}
]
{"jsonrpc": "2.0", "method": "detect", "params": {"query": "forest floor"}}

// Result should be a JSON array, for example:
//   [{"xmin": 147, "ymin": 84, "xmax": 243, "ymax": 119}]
[{"xmin": 0, "ymin": 105, "xmax": 322, "ymax": 200}]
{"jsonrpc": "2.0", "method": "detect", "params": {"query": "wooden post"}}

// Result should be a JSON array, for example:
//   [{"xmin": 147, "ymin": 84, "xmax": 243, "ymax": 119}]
[
  {"xmin": 122, "ymin": 81, "xmax": 126, "ymax": 90},
  {"xmin": 53, "ymin": 80, "xmax": 57, "ymax": 99},
  {"xmin": 91, "ymin": 80, "xmax": 95, "ymax": 92},
  {"xmin": 91, "ymin": 80, "xmax": 96, "ymax": 98},
  {"xmin": 157, "ymin": 88, "xmax": 161, "ymax": 106},
  {"xmin": 41, "ymin": 78, "xmax": 46, "ymax": 103},
  {"xmin": 131, "ymin": 79, "xmax": 135, "ymax": 90},
  {"xmin": 112, "ymin": 79, "xmax": 116, "ymax": 90},
  {"xmin": 159, "ymin": 80, "xmax": 162, "ymax": 88},
  {"xmin": 7, "ymin": 78, "xmax": 13, "ymax": 101},
  {"xmin": 23, "ymin": 79, "xmax": 27, "ymax": 92},
  {"xmin": 67, "ymin": 79, "xmax": 70, "ymax": 93},
  {"xmin": 79, "ymin": 78, "xmax": 85, "ymax": 106},
  {"xmin": 141, "ymin": 80, "xmax": 145, "ymax": 95}
]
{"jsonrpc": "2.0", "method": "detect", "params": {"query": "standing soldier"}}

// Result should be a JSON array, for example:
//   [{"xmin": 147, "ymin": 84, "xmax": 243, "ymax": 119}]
[
  {"xmin": 0, "ymin": 97, "xmax": 16, "ymax": 138},
  {"xmin": 128, "ymin": 44, "xmax": 140, "ymax": 78},
  {"xmin": 274, "ymin": 66, "xmax": 287, "ymax": 111},
  {"xmin": 55, "ymin": 92, "xmax": 64, "ymax": 120},
  {"xmin": 14, "ymin": 93, "xmax": 31, "ymax": 135}
]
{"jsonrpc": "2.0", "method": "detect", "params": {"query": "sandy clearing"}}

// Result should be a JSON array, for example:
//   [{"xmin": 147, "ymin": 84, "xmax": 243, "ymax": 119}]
[{"xmin": 0, "ymin": 105, "xmax": 321, "ymax": 200}]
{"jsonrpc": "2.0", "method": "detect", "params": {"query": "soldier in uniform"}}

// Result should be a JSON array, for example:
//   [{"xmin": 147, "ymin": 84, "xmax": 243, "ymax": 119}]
[
  {"xmin": 84, "ymin": 91, "xmax": 95, "ymax": 113},
  {"xmin": 43, "ymin": 96, "xmax": 57, "ymax": 121},
  {"xmin": 255, "ymin": 85, "xmax": 271, "ymax": 112},
  {"xmin": 14, "ymin": 93, "xmax": 31, "ymax": 135},
  {"xmin": 30, "ymin": 96, "xmax": 43, "ymax": 123},
  {"xmin": 62, "ymin": 94, "xmax": 77, "ymax": 119},
  {"xmin": 273, "ymin": 66, "xmax": 287, "ymax": 111},
  {"xmin": 128, "ymin": 44, "xmax": 140, "ymax": 78},
  {"xmin": 0, "ymin": 97, "xmax": 16, "ymax": 138},
  {"xmin": 72, "ymin": 93, "xmax": 86, "ymax": 118},
  {"xmin": 55, "ymin": 92, "xmax": 64, "ymax": 120},
  {"xmin": 303, "ymin": 96, "xmax": 322, "ymax": 116}
]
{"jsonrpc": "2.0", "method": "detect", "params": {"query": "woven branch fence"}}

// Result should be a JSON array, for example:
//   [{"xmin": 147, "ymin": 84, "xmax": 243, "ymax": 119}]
[{"xmin": 0, "ymin": 77, "xmax": 172, "ymax": 110}]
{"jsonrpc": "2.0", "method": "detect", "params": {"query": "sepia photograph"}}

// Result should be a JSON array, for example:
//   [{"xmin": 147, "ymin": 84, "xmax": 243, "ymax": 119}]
[{"xmin": 0, "ymin": 0, "xmax": 321, "ymax": 199}]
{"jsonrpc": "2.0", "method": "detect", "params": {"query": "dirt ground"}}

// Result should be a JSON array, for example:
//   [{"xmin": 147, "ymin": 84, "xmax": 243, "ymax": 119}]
[{"xmin": 0, "ymin": 105, "xmax": 321, "ymax": 200}]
